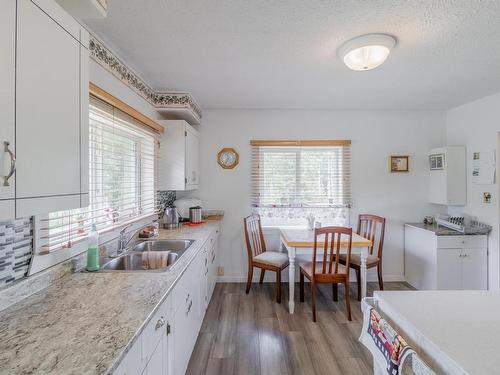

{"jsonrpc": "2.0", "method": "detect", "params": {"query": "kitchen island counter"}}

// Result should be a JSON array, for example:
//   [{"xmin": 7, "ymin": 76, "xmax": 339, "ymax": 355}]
[{"xmin": 372, "ymin": 290, "xmax": 500, "ymax": 375}]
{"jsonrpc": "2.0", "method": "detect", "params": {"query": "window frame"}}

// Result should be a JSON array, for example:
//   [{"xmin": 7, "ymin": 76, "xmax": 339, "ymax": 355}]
[{"xmin": 250, "ymin": 139, "xmax": 351, "ymax": 226}]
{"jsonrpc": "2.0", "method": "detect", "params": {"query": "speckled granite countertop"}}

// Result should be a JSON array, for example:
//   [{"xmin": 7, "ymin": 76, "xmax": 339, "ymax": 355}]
[
  {"xmin": 405, "ymin": 222, "xmax": 490, "ymax": 236},
  {"xmin": 0, "ymin": 221, "xmax": 220, "ymax": 375}
]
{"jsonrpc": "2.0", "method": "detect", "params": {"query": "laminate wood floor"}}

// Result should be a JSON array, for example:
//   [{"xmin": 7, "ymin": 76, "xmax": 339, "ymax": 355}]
[{"xmin": 186, "ymin": 281, "xmax": 412, "ymax": 375}]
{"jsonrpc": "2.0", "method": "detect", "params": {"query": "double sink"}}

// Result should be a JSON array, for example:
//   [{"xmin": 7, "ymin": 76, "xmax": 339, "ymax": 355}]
[{"xmin": 101, "ymin": 239, "xmax": 194, "ymax": 272}]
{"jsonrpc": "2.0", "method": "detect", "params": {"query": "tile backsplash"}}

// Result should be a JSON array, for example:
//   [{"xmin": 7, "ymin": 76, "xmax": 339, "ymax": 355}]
[
  {"xmin": 157, "ymin": 190, "xmax": 176, "ymax": 217},
  {"xmin": 0, "ymin": 218, "xmax": 33, "ymax": 286}
]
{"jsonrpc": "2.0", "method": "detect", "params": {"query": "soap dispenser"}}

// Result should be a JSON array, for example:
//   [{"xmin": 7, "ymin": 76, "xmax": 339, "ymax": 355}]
[{"xmin": 86, "ymin": 223, "xmax": 100, "ymax": 272}]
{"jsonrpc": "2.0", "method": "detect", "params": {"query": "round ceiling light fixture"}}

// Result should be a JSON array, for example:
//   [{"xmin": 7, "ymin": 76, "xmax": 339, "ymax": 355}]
[{"xmin": 338, "ymin": 33, "xmax": 396, "ymax": 71}]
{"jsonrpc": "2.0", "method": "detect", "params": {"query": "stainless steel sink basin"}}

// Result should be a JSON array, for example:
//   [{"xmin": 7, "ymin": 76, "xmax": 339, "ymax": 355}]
[
  {"xmin": 102, "ymin": 252, "xmax": 179, "ymax": 271},
  {"xmin": 132, "ymin": 239, "xmax": 194, "ymax": 253},
  {"xmin": 100, "ymin": 239, "xmax": 194, "ymax": 272}
]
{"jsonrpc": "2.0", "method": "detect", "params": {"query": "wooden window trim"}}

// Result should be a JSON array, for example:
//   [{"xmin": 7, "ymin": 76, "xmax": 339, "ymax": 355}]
[
  {"xmin": 89, "ymin": 82, "xmax": 164, "ymax": 134},
  {"xmin": 250, "ymin": 140, "xmax": 351, "ymax": 147}
]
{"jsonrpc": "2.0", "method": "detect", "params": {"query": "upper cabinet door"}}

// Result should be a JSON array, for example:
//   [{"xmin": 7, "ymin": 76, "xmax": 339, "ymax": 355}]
[
  {"xmin": 16, "ymin": 0, "xmax": 81, "ymax": 200},
  {"xmin": 185, "ymin": 127, "xmax": 199, "ymax": 190},
  {"xmin": 0, "ymin": 0, "xmax": 16, "ymax": 203},
  {"xmin": 80, "ymin": 37, "xmax": 89, "ymax": 202}
]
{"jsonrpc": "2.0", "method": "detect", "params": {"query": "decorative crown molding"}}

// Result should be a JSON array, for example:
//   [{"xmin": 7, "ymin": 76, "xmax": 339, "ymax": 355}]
[{"xmin": 88, "ymin": 35, "xmax": 202, "ymax": 121}]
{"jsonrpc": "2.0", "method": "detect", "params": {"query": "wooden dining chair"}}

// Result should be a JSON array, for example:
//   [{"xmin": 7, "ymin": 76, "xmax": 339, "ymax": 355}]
[
  {"xmin": 244, "ymin": 214, "xmax": 289, "ymax": 303},
  {"xmin": 299, "ymin": 226, "xmax": 353, "ymax": 322},
  {"xmin": 339, "ymin": 214, "xmax": 386, "ymax": 301}
]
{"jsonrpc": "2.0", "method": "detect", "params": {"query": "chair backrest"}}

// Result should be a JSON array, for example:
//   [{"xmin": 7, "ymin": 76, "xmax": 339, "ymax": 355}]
[
  {"xmin": 243, "ymin": 214, "xmax": 267, "ymax": 261},
  {"xmin": 312, "ymin": 226, "xmax": 353, "ymax": 281},
  {"xmin": 357, "ymin": 214, "xmax": 386, "ymax": 258}
]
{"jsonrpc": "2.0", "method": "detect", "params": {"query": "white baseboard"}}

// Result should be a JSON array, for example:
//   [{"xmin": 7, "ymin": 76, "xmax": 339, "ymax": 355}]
[{"xmin": 217, "ymin": 274, "xmax": 405, "ymax": 283}]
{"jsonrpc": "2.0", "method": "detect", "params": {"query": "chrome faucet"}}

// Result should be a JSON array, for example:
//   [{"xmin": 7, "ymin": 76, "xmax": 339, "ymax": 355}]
[{"xmin": 118, "ymin": 224, "xmax": 133, "ymax": 255}]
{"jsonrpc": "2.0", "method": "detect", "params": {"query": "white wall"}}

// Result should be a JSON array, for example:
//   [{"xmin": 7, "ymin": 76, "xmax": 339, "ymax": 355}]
[
  {"xmin": 198, "ymin": 109, "xmax": 446, "ymax": 282},
  {"xmin": 446, "ymin": 92, "xmax": 500, "ymax": 290}
]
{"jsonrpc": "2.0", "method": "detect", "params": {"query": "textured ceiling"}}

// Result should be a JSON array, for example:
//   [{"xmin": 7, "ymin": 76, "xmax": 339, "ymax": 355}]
[{"xmin": 86, "ymin": 0, "xmax": 500, "ymax": 110}]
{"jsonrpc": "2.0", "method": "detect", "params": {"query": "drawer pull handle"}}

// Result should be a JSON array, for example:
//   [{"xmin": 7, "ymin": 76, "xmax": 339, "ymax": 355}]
[
  {"xmin": 155, "ymin": 317, "xmax": 165, "ymax": 330},
  {"xmin": 3, "ymin": 141, "xmax": 16, "ymax": 187}
]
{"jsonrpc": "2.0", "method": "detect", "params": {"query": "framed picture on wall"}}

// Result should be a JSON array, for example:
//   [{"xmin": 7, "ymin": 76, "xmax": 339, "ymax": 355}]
[{"xmin": 389, "ymin": 155, "xmax": 409, "ymax": 172}]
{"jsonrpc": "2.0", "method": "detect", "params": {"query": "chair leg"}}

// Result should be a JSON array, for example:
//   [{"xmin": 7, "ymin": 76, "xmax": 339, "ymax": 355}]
[
  {"xmin": 245, "ymin": 265, "xmax": 254, "ymax": 294},
  {"xmin": 311, "ymin": 281, "xmax": 317, "ymax": 322},
  {"xmin": 377, "ymin": 263, "xmax": 384, "ymax": 291},
  {"xmin": 276, "ymin": 269, "xmax": 281, "ymax": 303},
  {"xmin": 355, "ymin": 268, "xmax": 361, "ymax": 301},
  {"xmin": 344, "ymin": 281, "xmax": 352, "ymax": 321},
  {"xmin": 332, "ymin": 283, "xmax": 338, "ymax": 302},
  {"xmin": 300, "ymin": 272, "xmax": 304, "ymax": 302},
  {"xmin": 259, "ymin": 268, "xmax": 266, "ymax": 284}
]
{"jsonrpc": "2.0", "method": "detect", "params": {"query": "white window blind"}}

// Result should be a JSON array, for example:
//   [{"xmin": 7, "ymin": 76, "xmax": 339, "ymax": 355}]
[
  {"xmin": 251, "ymin": 141, "xmax": 351, "ymax": 225},
  {"xmin": 39, "ymin": 96, "xmax": 158, "ymax": 253}
]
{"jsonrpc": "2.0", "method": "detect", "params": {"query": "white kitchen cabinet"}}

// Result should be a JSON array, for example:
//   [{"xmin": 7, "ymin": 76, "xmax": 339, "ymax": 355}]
[
  {"xmin": 0, "ymin": 0, "xmax": 16, "ymax": 218},
  {"xmin": 429, "ymin": 146, "xmax": 466, "ymax": 206},
  {"xmin": 113, "ymin": 339, "xmax": 142, "ymax": 375},
  {"xmin": 207, "ymin": 229, "xmax": 219, "ymax": 302},
  {"xmin": 113, "ymin": 225, "xmax": 220, "ymax": 375},
  {"xmin": 199, "ymin": 244, "xmax": 209, "ymax": 314},
  {"xmin": 184, "ymin": 127, "xmax": 200, "ymax": 190},
  {"xmin": 56, "ymin": 0, "xmax": 108, "ymax": 19},
  {"xmin": 0, "ymin": 0, "xmax": 89, "ymax": 219},
  {"xmin": 436, "ymin": 248, "xmax": 463, "ymax": 290},
  {"xmin": 158, "ymin": 120, "xmax": 199, "ymax": 191},
  {"xmin": 405, "ymin": 224, "xmax": 488, "ymax": 290},
  {"xmin": 170, "ymin": 250, "xmax": 203, "ymax": 375},
  {"xmin": 143, "ymin": 342, "xmax": 163, "ymax": 375},
  {"xmin": 461, "ymin": 247, "xmax": 488, "ymax": 289}
]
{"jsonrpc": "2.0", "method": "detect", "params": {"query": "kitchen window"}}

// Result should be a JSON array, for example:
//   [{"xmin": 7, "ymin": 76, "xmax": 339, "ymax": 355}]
[
  {"xmin": 250, "ymin": 140, "xmax": 351, "ymax": 226},
  {"xmin": 38, "ymin": 95, "xmax": 158, "ymax": 253}
]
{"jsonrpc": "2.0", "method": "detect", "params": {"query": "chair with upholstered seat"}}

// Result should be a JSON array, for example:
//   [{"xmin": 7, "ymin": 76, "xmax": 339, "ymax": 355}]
[
  {"xmin": 339, "ymin": 214, "xmax": 386, "ymax": 300},
  {"xmin": 244, "ymin": 214, "xmax": 289, "ymax": 303},
  {"xmin": 299, "ymin": 226, "xmax": 353, "ymax": 322}
]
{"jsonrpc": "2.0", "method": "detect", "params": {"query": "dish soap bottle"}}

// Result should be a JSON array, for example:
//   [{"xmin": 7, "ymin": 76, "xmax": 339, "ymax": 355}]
[{"xmin": 86, "ymin": 223, "xmax": 100, "ymax": 272}]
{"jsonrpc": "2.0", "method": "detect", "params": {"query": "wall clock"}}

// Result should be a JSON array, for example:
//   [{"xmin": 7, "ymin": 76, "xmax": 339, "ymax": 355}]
[{"xmin": 217, "ymin": 148, "xmax": 239, "ymax": 169}]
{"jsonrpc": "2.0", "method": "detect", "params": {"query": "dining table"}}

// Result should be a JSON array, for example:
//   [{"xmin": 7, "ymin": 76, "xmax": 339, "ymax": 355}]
[{"xmin": 279, "ymin": 227, "xmax": 372, "ymax": 314}]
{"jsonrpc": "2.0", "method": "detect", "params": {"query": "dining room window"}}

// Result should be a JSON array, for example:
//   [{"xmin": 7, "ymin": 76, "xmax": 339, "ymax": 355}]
[
  {"xmin": 250, "ymin": 140, "xmax": 351, "ymax": 226},
  {"xmin": 37, "ymin": 95, "xmax": 159, "ymax": 253}
]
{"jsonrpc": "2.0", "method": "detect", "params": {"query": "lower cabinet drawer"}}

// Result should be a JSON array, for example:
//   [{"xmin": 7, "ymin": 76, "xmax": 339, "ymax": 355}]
[
  {"xmin": 437, "ymin": 235, "xmax": 487, "ymax": 249},
  {"xmin": 436, "ymin": 235, "xmax": 465, "ymax": 249}
]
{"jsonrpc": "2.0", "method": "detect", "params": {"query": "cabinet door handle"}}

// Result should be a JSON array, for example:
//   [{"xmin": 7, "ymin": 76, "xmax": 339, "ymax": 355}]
[
  {"xmin": 166, "ymin": 322, "xmax": 171, "ymax": 335},
  {"xmin": 186, "ymin": 299, "xmax": 193, "ymax": 315},
  {"xmin": 3, "ymin": 141, "xmax": 16, "ymax": 187},
  {"xmin": 155, "ymin": 317, "xmax": 165, "ymax": 330}
]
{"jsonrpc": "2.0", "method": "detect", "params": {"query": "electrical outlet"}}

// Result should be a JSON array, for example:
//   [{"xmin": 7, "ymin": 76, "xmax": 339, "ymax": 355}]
[
  {"xmin": 217, "ymin": 266, "xmax": 224, "ymax": 276},
  {"xmin": 483, "ymin": 192, "xmax": 492, "ymax": 204}
]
